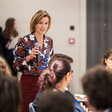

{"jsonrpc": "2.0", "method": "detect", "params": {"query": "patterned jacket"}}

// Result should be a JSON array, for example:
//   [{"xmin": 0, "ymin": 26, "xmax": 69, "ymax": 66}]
[{"xmin": 13, "ymin": 32, "xmax": 54, "ymax": 76}]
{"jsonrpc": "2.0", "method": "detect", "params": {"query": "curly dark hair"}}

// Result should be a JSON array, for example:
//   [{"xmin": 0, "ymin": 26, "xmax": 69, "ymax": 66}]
[
  {"xmin": 102, "ymin": 48, "xmax": 112, "ymax": 65},
  {"xmin": 38, "ymin": 58, "xmax": 71, "ymax": 91},
  {"xmin": 82, "ymin": 65, "xmax": 112, "ymax": 110}
]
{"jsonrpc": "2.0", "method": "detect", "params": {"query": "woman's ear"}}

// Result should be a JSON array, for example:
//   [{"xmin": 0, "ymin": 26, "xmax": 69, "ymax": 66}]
[
  {"xmin": 65, "ymin": 72, "xmax": 70, "ymax": 81},
  {"xmin": 105, "ymin": 58, "xmax": 107, "ymax": 64}
]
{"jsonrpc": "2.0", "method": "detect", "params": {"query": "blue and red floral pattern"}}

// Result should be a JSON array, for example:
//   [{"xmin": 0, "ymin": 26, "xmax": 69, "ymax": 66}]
[{"xmin": 13, "ymin": 32, "xmax": 54, "ymax": 76}]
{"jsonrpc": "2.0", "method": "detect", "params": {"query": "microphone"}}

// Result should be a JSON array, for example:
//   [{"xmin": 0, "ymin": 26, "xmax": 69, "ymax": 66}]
[{"xmin": 35, "ymin": 43, "xmax": 40, "ymax": 66}]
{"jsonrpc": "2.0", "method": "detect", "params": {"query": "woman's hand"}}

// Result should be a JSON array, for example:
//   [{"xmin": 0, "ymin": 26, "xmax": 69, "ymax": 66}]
[
  {"xmin": 80, "ymin": 102, "xmax": 91, "ymax": 112},
  {"xmin": 26, "ymin": 47, "xmax": 40, "ymax": 62}
]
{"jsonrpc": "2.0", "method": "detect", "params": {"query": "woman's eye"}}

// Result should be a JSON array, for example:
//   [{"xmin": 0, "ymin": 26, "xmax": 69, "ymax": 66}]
[
  {"xmin": 109, "ymin": 58, "xmax": 112, "ymax": 61},
  {"xmin": 45, "ymin": 22, "xmax": 48, "ymax": 25},
  {"xmin": 39, "ymin": 22, "xmax": 42, "ymax": 24}
]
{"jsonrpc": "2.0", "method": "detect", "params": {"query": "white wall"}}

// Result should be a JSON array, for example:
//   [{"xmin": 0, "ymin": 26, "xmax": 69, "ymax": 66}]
[{"xmin": 0, "ymin": 0, "xmax": 86, "ymax": 94}]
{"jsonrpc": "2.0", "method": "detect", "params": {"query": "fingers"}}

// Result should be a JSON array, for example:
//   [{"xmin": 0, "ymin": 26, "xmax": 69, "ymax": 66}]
[
  {"xmin": 80, "ymin": 102, "xmax": 89, "ymax": 112},
  {"xmin": 29, "ymin": 47, "xmax": 40, "ymax": 59}
]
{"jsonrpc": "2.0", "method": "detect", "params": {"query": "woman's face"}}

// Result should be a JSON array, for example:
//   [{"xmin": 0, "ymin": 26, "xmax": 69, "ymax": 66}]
[
  {"xmin": 105, "ymin": 55, "xmax": 112, "ymax": 69},
  {"xmin": 67, "ymin": 63, "xmax": 74, "ymax": 85},
  {"xmin": 35, "ymin": 17, "xmax": 49, "ymax": 35}
]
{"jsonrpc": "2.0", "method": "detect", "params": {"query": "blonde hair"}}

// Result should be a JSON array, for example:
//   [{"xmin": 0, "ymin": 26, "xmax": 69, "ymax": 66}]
[
  {"xmin": 0, "ymin": 56, "xmax": 12, "ymax": 76},
  {"xmin": 30, "ymin": 10, "xmax": 52, "ymax": 32}
]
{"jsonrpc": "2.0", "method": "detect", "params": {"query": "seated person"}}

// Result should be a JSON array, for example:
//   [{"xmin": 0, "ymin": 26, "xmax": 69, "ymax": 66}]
[
  {"xmin": 33, "ymin": 55, "xmax": 86, "ymax": 112},
  {"xmin": 81, "ymin": 65, "xmax": 112, "ymax": 112}
]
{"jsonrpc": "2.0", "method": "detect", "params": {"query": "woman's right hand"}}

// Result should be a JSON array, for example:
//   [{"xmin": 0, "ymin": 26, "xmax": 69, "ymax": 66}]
[
  {"xmin": 26, "ymin": 47, "xmax": 40, "ymax": 62},
  {"xmin": 80, "ymin": 102, "xmax": 91, "ymax": 112}
]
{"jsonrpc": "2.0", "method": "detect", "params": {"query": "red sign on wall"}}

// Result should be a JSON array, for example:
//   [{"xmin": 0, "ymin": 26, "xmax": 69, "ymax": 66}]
[{"xmin": 68, "ymin": 38, "xmax": 75, "ymax": 44}]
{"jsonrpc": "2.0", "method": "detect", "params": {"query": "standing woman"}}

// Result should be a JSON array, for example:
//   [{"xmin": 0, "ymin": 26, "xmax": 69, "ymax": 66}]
[
  {"xmin": 13, "ymin": 10, "xmax": 54, "ymax": 112},
  {"xmin": 2, "ymin": 18, "xmax": 18, "ymax": 77},
  {"xmin": 102, "ymin": 48, "xmax": 112, "ymax": 72}
]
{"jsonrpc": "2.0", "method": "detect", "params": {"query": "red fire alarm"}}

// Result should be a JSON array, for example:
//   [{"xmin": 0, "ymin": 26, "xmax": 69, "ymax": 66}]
[{"xmin": 68, "ymin": 38, "xmax": 75, "ymax": 44}]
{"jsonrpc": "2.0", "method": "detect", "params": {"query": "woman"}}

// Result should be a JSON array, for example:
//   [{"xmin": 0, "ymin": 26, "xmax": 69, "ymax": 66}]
[
  {"xmin": 2, "ymin": 18, "xmax": 18, "ymax": 77},
  {"xmin": 13, "ymin": 10, "xmax": 54, "ymax": 112},
  {"xmin": 0, "ymin": 55, "xmax": 12, "ymax": 76},
  {"xmin": 33, "ymin": 58, "xmax": 86, "ymax": 112},
  {"xmin": 102, "ymin": 48, "xmax": 112, "ymax": 72}
]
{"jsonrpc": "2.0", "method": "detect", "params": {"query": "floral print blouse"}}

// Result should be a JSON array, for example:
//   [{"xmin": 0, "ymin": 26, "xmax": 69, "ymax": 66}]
[{"xmin": 13, "ymin": 32, "xmax": 54, "ymax": 76}]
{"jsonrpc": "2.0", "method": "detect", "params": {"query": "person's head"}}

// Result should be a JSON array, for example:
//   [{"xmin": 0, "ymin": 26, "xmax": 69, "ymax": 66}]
[
  {"xmin": 3, "ymin": 18, "xmax": 18, "ymax": 38},
  {"xmin": 0, "ymin": 56, "xmax": 12, "ymax": 76},
  {"xmin": 81, "ymin": 65, "xmax": 112, "ymax": 111},
  {"xmin": 48, "ymin": 53, "xmax": 73, "ymax": 66},
  {"xmin": 38, "ymin": 91, "xmax": 73, "ymax": 112},
  {"xmin": 38, "ymin": 58, "xmax": 73, "ymax": 91},
  {"xmin": 0, "ymin": 75, "xmax": 22, "ymax": 112},
  {"xmin": 102, "ymin": 48, "xmax": 112, "ymax": 71},
  {"xmin": 0, "ymin": 26, "xmax": 2, "ymax": 32},
  {"xmin": 48, "ymin": 53, "xmax": 74, "ymax": 78},
  {"xmin": 30, "ymin": 10, "xmax": 52, "ymax": 33}
]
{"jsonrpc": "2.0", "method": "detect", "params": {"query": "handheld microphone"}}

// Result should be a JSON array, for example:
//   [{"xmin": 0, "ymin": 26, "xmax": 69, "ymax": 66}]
[{"xmin": 35, "ymin": 43, "xmax": 40, "ymax": 66}]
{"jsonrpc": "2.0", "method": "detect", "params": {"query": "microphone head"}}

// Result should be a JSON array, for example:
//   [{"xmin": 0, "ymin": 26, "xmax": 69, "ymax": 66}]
[{"xmin": 35, "ymin": 43, "xmax": 40, "ymax": 49}]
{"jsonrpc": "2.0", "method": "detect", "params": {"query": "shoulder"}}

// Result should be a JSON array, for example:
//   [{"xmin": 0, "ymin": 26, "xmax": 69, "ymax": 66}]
[
  {"xmin": 74, "ymin": 102, "xmax": 85, "ymax": 112},
  {"xmin": 18, "ymin": 32, "xmax": 35, "ymax": 42},
  {"xmin": 45, "ymin": 35, "xmax": 53, "ymax": 41}
]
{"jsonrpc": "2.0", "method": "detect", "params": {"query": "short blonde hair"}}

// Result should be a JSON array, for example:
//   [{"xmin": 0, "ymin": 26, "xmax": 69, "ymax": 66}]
[
  {"xmin": 0, "ymin": 56, "xmax": 12, "ymax": 76},
  {"xmin": 30, "ymin": 10, "xmax": 52, "ymax": 32}
]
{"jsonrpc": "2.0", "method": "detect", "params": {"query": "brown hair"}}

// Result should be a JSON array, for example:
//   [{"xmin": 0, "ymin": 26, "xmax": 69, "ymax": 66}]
[
  {"xmin": 38, "ymin": 58, "xmax": 71, "ymax": 91},
  {"xmin": 0, "ymin": 75, "xmax": 22, "ymax": 112},
  {"xmin": 48, "ymin": 53, "xmax": 73, "ymax": 67},
  {"xmin": 3, "ymin": 18, "xmax": 18, "ymax": 39},
  {"xmin": 102, "ymin": 48, "xmax": 112, "ymax": 65},
  {"xmin": 38, "ymin": 91, "xmax": 73, "ymax": 112},
  {"xmin": 82, "ymin": 65, "xmax": 112, "ymax": 110},
  {"xmin": 30, "ymin": 10, "xmax": 52, "ymax": 32}
]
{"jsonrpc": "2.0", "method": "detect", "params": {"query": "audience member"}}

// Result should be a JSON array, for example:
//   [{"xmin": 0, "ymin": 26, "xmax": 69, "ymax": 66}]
[
  {"xmin": 0, "ymin": 27, "xmax": 6, "ymax": 56},
  {"xmin": 48, "ymin": 53, "xmax": 87, "ymax": 111},
  {"xmin": 0, "ymin": 75, "xmax": 22, "ymax": 112},
  {"xmin": 33, "ymin": 57, "xmax": 86, "ymax": 112},
  {"xmin": 0, "ymin": 26, "xmax": 2, "ymax": 32},
  {"xmin": 81, "ymin": 65, "xmax": 112, "ymax": 112},
  {"xmin": 13, "ymin": 10, "xmax": 53, "ymax": 112},
  {"xmin": 0, "ymin": 55, "xmax": 12, "ymax": 76},
  {"xmin": 102, "ymin": 48, "xmax": 112, "ymax": 73},
  {"xmin": 38, "ymin": 91, "xmax": 74, "ymax": 112},
  {"xmin": 48, "ymin": 53, "xmax": 73, "ymax": 66},
  {"xmin": 2, "ymin": 18, "xmax": 18, "ymax": 77}
]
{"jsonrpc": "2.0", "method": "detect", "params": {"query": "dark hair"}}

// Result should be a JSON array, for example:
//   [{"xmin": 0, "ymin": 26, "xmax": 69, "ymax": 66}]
[
  {"xmin": 102, "ymin": 48, "xmax": 112, "ymax": 65},
  {"xmin": 82, "ymin": 65, "xmax": 112, "ymax": 110},
  {"xmin": 48, "ymin": 53, "xmax": 73, "ymax": 67},
  {"xmin": 38, "ymin": 58, "xmax": 71, "ymax": 91},
  {"xmin": 38, "ymin": 91, "xmax": 73, "ymax": 112},
  {"xmin": 3, "ymin": 18, "xmax": 18, "ymax": 39},
  {"xmin": 0, "ymin": 26, "xmax": 2, "ymax": 32},
  {"xmin": 0, "ymin": 75, "xmax": 22, "ymax": 112}
]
